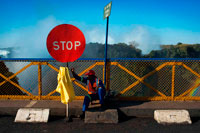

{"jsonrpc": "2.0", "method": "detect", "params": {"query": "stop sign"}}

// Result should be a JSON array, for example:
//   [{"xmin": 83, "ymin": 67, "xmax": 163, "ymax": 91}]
[{"xmin": 46, "ymin": 24, "xmax": 86, "ymax": 62}]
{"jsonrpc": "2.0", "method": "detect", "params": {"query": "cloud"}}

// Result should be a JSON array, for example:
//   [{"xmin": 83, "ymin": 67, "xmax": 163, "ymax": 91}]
[
  {"xmin": 0, "ymin": 16, "xmax": 200, "ymax": 57},
  {"xmin": 85, "ymin": 27, "xmax": 105, "ymax": 43},
  {"xmin": 110, "ymin": 25, "xmax": 200, "ymax": 54},
  {"xmin": 159, "ymin": 28, "xmax": 200, "ymax": 44},
  {"xmin": 85, "ymin": 27, "xmax": 115, "ymax": 44},
  {"xmin": 72, "ymin": 23, "xmax": 115, "ymax": 44},
  {"xmin": 0, "ymin": 17, "xmax": 116, "ymax": 58},
  {"xmin": 121, "ymin": 26, "xmax": 161, "ymax": 54},
  {"xmin": 0, "ymin": 50, "xmax": 10, "ymax": 58},
  {"xmin": 0, "ymin": 16, "xmax": 62, "ymax": 58}
]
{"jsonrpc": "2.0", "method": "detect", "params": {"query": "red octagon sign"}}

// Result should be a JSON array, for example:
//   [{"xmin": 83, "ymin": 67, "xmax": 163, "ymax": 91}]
[{"xmin": 46, "ymin": 24, "xmax": 86, "ymax": 62}]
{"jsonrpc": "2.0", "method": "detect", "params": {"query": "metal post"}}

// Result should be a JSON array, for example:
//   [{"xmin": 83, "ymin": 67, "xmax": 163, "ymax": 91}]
[
  {"xmin": 171, "ymin": 65, "xmax": 175, "ymax": 100},
  {"xmin": 104, "ymin": 17, "xmax": 109, "ymax": 86},
  {"xmin": 66, "ymin": 103, "xmax": 69, "ymax": 118},
  {"xmin": 38, "ymin": 63, "xmax": 42, "ymax": 100},
  {"xmin": 66, "ymin": 62, "xmax": 69, "ymax": 118}
]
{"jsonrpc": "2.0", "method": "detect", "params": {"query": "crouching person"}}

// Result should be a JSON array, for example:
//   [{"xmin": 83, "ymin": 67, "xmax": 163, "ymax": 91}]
[{"xmin": 71, "ymin": 68, "xmax": 106, "ymax": 119}]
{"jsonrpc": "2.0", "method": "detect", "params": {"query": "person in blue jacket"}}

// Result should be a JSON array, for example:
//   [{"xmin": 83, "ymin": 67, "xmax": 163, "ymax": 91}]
[{"xmin": 71, "ymin": 68, "xmax": 106, "ymax": 119}]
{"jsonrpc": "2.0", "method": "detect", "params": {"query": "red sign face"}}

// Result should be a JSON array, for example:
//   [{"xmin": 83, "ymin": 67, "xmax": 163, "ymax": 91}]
[{"xmin": 46, "ymin": 24, "xmax": 86, "ymax": 62}]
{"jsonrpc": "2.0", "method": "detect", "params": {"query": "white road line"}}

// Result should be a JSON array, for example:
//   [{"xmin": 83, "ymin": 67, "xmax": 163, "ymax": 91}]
[{"xmin": 25, "ymin": 101, "xmax": 37, "ymax": 108}]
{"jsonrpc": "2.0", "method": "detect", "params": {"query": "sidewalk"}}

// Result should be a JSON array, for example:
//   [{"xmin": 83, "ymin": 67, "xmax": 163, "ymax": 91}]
[{"xmin": 0, "ymin": 100, "xmax": 200, "ymax": 117}]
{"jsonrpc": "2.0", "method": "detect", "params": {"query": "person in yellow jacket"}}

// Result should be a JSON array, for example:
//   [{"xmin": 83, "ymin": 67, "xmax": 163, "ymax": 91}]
[{"xmin": 71, "ymin": 68, "xmax": 106, "ymax": 119}]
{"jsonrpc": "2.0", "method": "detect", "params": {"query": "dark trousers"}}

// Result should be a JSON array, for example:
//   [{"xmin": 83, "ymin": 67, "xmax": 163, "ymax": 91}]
[{"xmin": 82, "ymin": 88, "xmax": 105, "ymax": 111}]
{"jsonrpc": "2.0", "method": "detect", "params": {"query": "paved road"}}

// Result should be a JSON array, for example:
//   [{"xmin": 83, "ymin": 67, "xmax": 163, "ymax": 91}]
[{"xmin": 1, "ymin": 116, "xmax": 200, "ymax": 133}]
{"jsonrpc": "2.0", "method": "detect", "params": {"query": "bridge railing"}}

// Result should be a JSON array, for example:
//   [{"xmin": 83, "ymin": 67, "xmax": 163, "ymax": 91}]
[{"xmin": 0, "ymin": 58, "xmax": 200, "ymax": 101}]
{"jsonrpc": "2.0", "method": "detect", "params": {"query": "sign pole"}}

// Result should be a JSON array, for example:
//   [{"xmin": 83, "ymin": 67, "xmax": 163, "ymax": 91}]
[
  {"xmin": 104, "ymin": 16, "xmax": 109, "ymax": 86},
  {"xmin": 47, "ymin": 24, "xmax": 86, "ymax": 122},
  {"xmin": 66, "ymin": 62, "xmax": 69, "ymax": 119},
  {"xmin": 103, "ymin": 1, "xmax": 112, "ymax": 87}
]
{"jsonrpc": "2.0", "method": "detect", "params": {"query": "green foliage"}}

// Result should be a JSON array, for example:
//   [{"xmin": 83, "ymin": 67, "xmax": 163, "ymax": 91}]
[
  {"xmin": 82, "ymin": 42, "xmax": 200, "ymax": 58},
  {"xmin": 177, "ymin": 42, "xmax": 183, "ymax": 45},
  {"xmin": 145, "ymin": 44, "xmax": 200, "ymax": 58},
  {"xmin": 81, "ymin": 42, "xmax": 142, "ymax": 58},
  {"xmin": 0, "ymin": 61, "xmax": 24, "ymax": 95}
]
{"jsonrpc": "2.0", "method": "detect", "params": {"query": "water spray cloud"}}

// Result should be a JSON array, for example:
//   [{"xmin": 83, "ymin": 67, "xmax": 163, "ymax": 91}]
[{"xmin": 0, "ymin": 16, "xmax": 200, "ymax": 58}]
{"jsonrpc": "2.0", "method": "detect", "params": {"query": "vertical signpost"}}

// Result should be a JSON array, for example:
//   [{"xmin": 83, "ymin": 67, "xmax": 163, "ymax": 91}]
[
  {"xmin": 104, "ymin": 1, "xmax": 112, "ymax": 87},
  {"xmin": 47, "ymin": 24, "xmax": 86, "ymax": 120}
]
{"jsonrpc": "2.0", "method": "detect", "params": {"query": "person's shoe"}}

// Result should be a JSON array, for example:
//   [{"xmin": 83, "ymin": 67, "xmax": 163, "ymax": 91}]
[
  {"xmin": 99, "ymin": 104, "xmax": 106, "ymax": 111},
  {"xmin": 64, "ymin": 117, "xmax": 72, "ymax": 122},
  {"xmin": 79, "ymin": 111, "xmax": 85, "ymax": 120}
]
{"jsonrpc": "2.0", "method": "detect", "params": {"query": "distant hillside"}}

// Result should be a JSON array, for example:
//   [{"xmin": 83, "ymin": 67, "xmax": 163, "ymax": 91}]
[
  {"xmin": 81, "ymin": 42, "xmax": 200, "ymax": 58},
  {"xmin": 81, "ymin": 42, "xmax": 142, "ymax": 58},
  {"xmin": 145, "ymin": 43, "xmax": 200, "ymax": 58}
]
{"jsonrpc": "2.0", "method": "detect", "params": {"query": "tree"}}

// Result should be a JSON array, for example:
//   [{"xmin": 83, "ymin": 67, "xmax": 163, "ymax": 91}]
[{"xmin": 0, "ymin": 61, "xmax": 24, "ymax": 95}]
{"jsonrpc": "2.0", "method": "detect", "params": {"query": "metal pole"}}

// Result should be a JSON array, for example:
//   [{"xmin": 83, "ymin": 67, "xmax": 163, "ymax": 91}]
[
  {"xmin": 38, "ymin": 63, "xmax": 42, "ymax": 100},
  {"xmin": 66, "ymin": 103, "xmax": 69, "ymax": 118},
  {"xmin": 104, "ymin": 17, "xmax": 109, "ymax": 85},
  {"xmin": 171, "ymin": 65, "xmax": 175, "ymax": 100},
  {"xmin": 66, "ymin": 62, "xmax": 69, "ymax": 118}
]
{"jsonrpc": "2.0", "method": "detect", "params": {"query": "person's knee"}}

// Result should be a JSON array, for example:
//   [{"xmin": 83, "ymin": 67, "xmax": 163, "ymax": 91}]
[
  {"xmin": 98, "ymin": 87, "xmax": 103, "ymax": 93},
  {"xmin": 98, "ymin": 88, "xmax": 105, "ymax": 96},
  {"xmin": 84, "ymin": 95, "xmax": 91, "ymax": 102}
]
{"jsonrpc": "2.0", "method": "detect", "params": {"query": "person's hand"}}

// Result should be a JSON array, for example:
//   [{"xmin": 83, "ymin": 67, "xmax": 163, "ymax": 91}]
[{"xmin": 71, "ymin": 68, "xmax": 75, "ymax": 72}]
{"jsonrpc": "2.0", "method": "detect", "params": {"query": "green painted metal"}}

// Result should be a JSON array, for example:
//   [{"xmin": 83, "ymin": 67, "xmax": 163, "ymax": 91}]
[{"xmin": 104, "ymin": 1, "xmax": 112, "ymax": 19}]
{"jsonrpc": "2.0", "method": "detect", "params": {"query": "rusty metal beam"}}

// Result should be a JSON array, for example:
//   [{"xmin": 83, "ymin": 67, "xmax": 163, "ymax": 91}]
[
  {"xmin": 0, "ymin": 62, "xmax": 33, "ymax": 87},
  {"xmin": 0, "ymin": 73, "xmax": 33, "ymax": 96},
  {"xmin": 171, "ymin": 65, "xmax": 175, "ymax": 100},
  {"xmin": 47, "ymin": 63, "xmax": 59, "ymax": 72},
  {"xmin": 38, "ymin": 63, "xmax": 42, "ymax": 100}
]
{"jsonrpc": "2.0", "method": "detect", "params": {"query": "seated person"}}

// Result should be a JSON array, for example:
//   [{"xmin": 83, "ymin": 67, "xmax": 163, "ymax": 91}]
[{"xmin": 71, "ymin": 68, "xmax": 106, "ymax": 119}]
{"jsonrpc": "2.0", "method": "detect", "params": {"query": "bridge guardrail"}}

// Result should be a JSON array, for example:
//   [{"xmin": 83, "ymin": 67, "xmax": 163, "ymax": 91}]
[{"xmin": 0, "ymin": 58, "xmax": 200, "ymax": 101}]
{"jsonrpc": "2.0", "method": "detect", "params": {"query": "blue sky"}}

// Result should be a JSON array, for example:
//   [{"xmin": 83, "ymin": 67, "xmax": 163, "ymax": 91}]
[{"xmin": 0, "ymin": 0, "xmax": 200, "ymax": 57}]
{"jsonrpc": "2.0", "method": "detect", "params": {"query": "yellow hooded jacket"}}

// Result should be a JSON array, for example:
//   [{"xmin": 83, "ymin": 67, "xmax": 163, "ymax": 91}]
[{"xmin": 56, "ymin": 67, "xmax": 75, "ymax": 104}]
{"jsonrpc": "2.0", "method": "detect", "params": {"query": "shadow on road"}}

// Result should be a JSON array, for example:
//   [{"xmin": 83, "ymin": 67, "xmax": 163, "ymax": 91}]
[
  {"xmin": 117, "ymin": 109, "xmax": 136, "ymax": 123},
  {"xmin": 191, "ymin": 117, "xmax": 200, "ymax": 124}
]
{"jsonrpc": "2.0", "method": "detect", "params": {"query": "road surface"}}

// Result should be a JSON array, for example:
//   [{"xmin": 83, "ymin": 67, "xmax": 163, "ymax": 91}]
[{"xmin": 0, "ymin": 116, "xmax": 200, "ymax": 133}]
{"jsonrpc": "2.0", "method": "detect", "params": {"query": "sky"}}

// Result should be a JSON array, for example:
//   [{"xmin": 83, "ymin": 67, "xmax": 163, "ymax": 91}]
[{"xmin": 0, "ymin": 0, "xmax": 200, "ymax": 57}]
